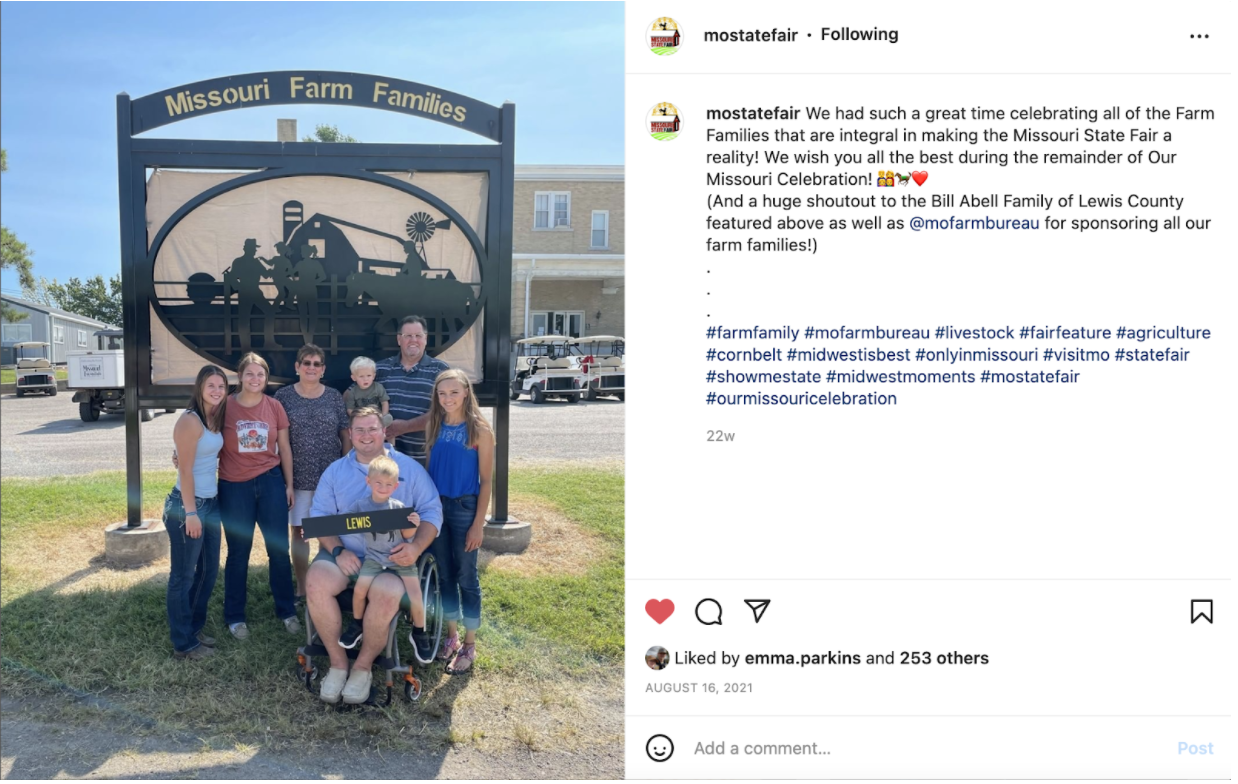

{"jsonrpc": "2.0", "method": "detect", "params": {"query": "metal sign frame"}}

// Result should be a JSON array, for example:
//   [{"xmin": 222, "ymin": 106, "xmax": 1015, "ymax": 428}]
[{"xmin": 117, "ymin": 72, "xmax": 515, "ymax": 526}]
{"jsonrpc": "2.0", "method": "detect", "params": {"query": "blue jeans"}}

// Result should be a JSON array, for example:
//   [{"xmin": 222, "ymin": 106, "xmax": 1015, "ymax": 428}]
[
  {"xmin": 219, "ymin": 467, "xmax": 296, "ymax": 626},
  {"xmin": 428, "ymin": 495, "xmax": 482, "ymax": 631},
  {"xmin": 164, "ymin": 489, "xmax": 222, "ymax": 653}
]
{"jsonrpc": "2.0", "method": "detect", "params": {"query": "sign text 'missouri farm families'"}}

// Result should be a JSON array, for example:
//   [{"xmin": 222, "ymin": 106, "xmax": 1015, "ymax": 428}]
[{"xmin": 163, "ymin": 75, "xmax": 469, "ymax": 123}]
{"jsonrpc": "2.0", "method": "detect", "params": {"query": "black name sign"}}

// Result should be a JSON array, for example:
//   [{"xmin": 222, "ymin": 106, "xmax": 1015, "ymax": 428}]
[{"xmin": 301, "ymin": 507, "xmax": 415, "ymax": 539}]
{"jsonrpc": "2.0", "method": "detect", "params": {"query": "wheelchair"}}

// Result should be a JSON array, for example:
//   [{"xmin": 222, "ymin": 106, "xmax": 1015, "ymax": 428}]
[{"xmin": 295, "ymin": 552, "xmax": 443, "ymax": 705}]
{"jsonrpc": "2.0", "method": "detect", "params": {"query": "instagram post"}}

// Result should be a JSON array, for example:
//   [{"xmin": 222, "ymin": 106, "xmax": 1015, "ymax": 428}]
[
  {"xmin": 0, "ymin": 2, "xmax": 623, "ymax": 779},
  {"xmin": 2, "ymin": 0, "xmax": 1235, "ymax": 780}
]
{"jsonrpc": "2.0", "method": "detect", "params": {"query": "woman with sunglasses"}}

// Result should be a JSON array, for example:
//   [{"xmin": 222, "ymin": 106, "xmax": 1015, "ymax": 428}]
[{"xmin": 274, "ymin": 344, "xmax": 351, "ymax": 604}]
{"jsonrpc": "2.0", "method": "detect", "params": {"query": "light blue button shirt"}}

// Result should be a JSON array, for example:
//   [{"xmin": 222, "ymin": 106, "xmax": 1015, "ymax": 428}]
[{"xmin": 309, "ymin": 446, "xmax": 443, "ymax": 558}]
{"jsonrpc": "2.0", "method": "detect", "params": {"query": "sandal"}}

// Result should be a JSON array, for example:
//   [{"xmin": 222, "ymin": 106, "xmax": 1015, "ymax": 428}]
[
  {"xmin": 446, "ymin": 643, "xmax": 476, "ymax": 675},
  {"xmin": 437, "ymin": 633, "xmax": 461, "ymax": 663}
]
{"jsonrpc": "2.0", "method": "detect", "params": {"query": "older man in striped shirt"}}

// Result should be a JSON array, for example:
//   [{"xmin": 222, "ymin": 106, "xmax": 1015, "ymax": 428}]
[{"xmin": 378, "ymin": 315, "xmax": 450, "ymax": 464}]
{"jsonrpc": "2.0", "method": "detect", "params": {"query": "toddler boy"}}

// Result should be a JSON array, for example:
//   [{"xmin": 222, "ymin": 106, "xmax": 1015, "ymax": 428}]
[{"xmin": 343, "ymin": 356, "xmax": 392, "ymax": 428}]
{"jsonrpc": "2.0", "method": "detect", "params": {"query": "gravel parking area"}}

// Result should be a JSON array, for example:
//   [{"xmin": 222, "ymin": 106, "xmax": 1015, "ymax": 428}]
[{"xmin": 0, "ymin": 393, "xmax": 623, "ymax": 478}]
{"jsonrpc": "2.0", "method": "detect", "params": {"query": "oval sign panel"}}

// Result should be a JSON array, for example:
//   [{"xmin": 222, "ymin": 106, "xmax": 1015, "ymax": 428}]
[{"xmin": 149, "ymin": 175, "xmax": 485, "ymax": 385}]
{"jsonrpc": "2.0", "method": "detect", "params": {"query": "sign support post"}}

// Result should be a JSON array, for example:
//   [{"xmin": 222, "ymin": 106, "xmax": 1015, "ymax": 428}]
[{"xmin": 116, "ymin": 92, "xmax": 144, "ymax": 528}]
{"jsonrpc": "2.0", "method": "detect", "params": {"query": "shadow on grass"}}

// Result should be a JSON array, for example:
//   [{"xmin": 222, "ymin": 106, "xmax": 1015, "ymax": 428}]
[
  {"xmin": 35, "ymin": 554, "xmax": 113, "ymax": 594},
  {"xmin": 0, "ymin": 565, "xmax": 468, "ymax": 773}
]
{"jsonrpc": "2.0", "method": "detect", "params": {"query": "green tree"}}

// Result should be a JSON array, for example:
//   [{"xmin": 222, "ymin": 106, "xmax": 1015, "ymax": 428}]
[
  {"xmin": 1, "ymin": 147, "xmax": 35, "ymax": 324},
  {"xmin": 35, "ymin": 274, "xmax": 123, "ymax": 326},
  {"xmin": 20, "ymin": 276, "xmax": 55, "ymax": 308},
  {"xmin": 302, "ymin": 124, "xmax": 358, "ymax": 143},
  {"xmin": 1, "ymin": 228, "xmax": 34, "ymax": 291}
]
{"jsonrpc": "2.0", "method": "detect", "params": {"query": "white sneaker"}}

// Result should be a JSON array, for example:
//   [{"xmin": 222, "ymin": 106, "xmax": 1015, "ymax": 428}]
[
  {"xmin": 320, "ymin": 667, "xmax": 348, "ymax": 704},
  {"xmin": 342, "ymin": 668, "xmax": 373, "ymax": 704}
]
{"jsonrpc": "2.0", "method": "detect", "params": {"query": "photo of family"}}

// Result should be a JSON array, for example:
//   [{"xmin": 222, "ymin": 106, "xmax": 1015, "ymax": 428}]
[{"xmin": 0, "ymin": 2, "xmax": 624, "ymax": 779}]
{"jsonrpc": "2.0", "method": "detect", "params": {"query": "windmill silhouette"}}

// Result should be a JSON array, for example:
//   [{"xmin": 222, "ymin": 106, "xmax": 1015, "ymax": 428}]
[{"xmin": 405, "ymin": 211, "xmax": 452, "ymax": 261}]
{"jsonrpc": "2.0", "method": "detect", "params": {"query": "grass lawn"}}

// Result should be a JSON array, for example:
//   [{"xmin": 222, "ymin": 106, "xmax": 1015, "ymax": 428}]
[
  {"xmin": 1, "ymin": 367, "xmax": 68, "ymax": 384},
  {"xmin": 0, "ymin": 465, "xmax": 624, "ymax": 757}
]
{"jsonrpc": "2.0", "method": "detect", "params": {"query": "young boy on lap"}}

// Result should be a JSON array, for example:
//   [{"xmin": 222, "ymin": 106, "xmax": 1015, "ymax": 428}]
[{"xmin": 338, "ymin": 456, "xmax": 429, "ymax": 697}]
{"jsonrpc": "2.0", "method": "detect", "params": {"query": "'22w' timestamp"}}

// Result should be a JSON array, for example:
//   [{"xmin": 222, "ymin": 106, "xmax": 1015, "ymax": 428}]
[{"xmin": 706, "ymin": 430, "xmax": 736, "ymax": 442}]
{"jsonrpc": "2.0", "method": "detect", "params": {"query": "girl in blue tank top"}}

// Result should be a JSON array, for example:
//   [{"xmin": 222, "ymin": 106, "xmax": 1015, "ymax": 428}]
[{"xmin": 425, "ymin": 368, "xmax": 494, "ymax": 674}]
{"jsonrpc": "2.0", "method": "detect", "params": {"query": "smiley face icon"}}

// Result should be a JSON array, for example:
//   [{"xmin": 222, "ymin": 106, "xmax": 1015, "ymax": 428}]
[{"xmin": 646, "ymin": 734, "xmax": 674, "ymax": 762}]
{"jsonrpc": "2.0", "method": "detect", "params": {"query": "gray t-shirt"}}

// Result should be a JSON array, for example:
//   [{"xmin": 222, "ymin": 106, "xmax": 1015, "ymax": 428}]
[
  {"xmin": 348, "ymin": 495, "xmax": 409, "ymax": 569},
  {"xmin": 343, "ymin": 381, "xmax": 390, "ymax": 414}
]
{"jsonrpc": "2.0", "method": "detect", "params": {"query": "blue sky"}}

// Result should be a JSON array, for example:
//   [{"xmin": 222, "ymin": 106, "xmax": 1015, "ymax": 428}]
[{"xmin": 0, "ymin": 1, "xmax": 624, "ymax": 290}]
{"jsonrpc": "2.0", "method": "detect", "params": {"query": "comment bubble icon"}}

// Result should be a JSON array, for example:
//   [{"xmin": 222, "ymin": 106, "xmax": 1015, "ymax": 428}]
[{"xmin": 695, "ymin": 598, "xmax": 723, "ymax": 625}]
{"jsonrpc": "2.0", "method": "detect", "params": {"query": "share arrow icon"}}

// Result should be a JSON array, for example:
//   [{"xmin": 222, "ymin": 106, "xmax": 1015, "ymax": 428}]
[{"xmin": 744, "ymin": 599, "xmax": 770, "ymax": 623}]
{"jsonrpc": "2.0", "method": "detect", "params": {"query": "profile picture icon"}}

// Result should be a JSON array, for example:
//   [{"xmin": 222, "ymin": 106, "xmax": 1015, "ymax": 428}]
[
  {"xmin": 648, "ymin": 17, "xmax": 682, "ymax": 55},
  {"xmin": 647, "ymin": 102, "xmax": 681, "ymax": 141},
  {"xmin": 645, "ymin": 645, "xmax": 670, "ymax": 670}
]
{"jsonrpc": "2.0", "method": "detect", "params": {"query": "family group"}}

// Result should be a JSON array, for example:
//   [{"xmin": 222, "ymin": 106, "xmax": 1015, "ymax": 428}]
[{"xmin": 163, "ymin": 315, "xmax": 494, "ymax": 704}]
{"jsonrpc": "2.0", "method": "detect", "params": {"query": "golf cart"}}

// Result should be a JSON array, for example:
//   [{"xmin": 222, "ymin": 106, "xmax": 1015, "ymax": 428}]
[
  {"xmin": 571, "ymin": 335, "xmax": 625, "ymax": 401},
  {"xmin": 68, "ymin": 329, "xmax": 166, "ymax": 422},
  {"xmin": 510, "ymin": 336, "xmax": 582, "ymax": 404},
  {"xmin": 13, "ymin": 342, "xmax": 57, "ymax": 396}
]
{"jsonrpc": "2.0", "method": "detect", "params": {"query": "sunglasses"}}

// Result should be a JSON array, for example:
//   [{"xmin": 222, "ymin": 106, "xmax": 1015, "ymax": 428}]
[{"xmin": 300, "ymin": 360, "xmax": 325, "ymax": 367}]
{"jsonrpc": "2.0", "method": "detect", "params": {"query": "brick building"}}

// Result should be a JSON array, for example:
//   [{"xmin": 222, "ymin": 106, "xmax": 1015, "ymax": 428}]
[{"xmin": 511, "ymin": 164, "xmax": 624, "ymax": 341}]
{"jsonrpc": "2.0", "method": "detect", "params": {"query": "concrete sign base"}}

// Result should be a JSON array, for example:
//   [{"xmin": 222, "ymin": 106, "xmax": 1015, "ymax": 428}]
[
  {"xmin": 482, "ymin": 518, "xmax": 531, "ymax": 554},
  {"xmin": 104, "ymin": 519, "xmax": 169, "ymax": 566}
]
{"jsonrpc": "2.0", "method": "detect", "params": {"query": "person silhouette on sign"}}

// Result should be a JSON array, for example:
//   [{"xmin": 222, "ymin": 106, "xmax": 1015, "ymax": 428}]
[
  {"xmin": 223, "ymin": 239, "xmax": 277, "ymax": 352},
  {"xmin": 288, "ymin": 244, "xmax": 326, "ymax": 343},
  {"xmin": 267, "ymin": 242, "xmax": 296, "ymax": 310},
  {"xmin": 401, "ymin": 240, "xmax": 431, "ymax": 274}
]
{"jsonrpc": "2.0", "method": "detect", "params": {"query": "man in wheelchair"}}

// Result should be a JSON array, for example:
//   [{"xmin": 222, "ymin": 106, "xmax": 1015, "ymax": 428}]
[{"xmin": 305, "ymin": 407, "xmax": 443, "ymax": 704}]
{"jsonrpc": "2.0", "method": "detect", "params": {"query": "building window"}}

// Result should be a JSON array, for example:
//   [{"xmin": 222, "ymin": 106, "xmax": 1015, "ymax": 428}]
[
  {"xmin": 77, "ymin": 329, "xmax": 89, "ymax": 348},
  {"xmin": 2, "ymin": 323, "xmax": 33, "ymax": 343},
  {"xmin": 53, "ymin": 324, "xmax": 65, "ymax": 344},
  {"xmin": 591, "ymin": 211, "xmax": 609, "ymax": 249},
  {"xmin": 531, "ymin": 310, "xmax": 584, "ymax": 338},
  {"xmin": 534, "ymin": 191, "xmax": 571, "ymax": 229}
]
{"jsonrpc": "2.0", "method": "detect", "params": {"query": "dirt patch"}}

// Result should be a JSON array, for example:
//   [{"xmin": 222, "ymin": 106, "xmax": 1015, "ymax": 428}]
[
  {"xmin": 418, "ymin": 670, "xmax": 624, "ymax": 755},
  {"xmin": 1, "ymin": 695, "xmax": 624, "ymax": 779},
  {"xmin": 479, "ymin": 493, "xmax": 607, "ymax": 578}
]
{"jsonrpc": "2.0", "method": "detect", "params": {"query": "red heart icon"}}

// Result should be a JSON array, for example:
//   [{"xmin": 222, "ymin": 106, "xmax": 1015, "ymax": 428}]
[
  {"xmin": 911, "ymin": 171, "xmax": 928, "ymax": 186},
  {"xmin": 645, "ymin": 599, "xmax": 675, "ymax": 624}
]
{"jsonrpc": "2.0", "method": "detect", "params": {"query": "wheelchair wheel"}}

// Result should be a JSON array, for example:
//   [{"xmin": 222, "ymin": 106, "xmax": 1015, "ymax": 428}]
[
  {"xmin": 419, "ymin": 554, "xmax": 444, "ymax": 662},
  {"xmin": 298, "ymin": 659, "xmax": 318, "ymax": 692},
  {"xmin": 404, "ymin": 675, "xmax": 422, "ymax": 702}
]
